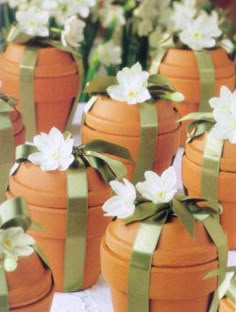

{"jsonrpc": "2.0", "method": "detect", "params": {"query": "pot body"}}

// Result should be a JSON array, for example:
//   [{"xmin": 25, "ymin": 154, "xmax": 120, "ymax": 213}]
[
  {"xmin": 219, "ymin": 298, "xmax": 235, "ymax": 312},
  {"xmin": 182, "ymin": 133, "xmax": 236, "ymax": 249},
  {"xmin": 6, "ymin": 253, "xmax": 54, "ymax": 312},
  {"xmin": 82, "ymin": 96, "xmax": 180, "ymax": 179},
  {"xmin": 0, "ymin": 43, "xmax": 79, "ymax": 133},
  {"xmin": 159, "ymin": 48, "xmax": 235, "ymax": 145},
  {"xmin": 7, "ymin": 162, "xmax": 111, "ymax": 291},
  {"xmin": 101, "ymin": 218, "xmax": 218, "ymax": 312}
]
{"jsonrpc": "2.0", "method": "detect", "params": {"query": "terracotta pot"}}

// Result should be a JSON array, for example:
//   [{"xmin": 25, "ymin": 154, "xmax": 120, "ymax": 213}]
[
  {"xmin": 7, "ymin": 162, "xmax": 111, "ymax": 291},
  {"xmin": 182, "ymin": 132, "xmax": 236, "ymax": 249},
  {"xmin": 101, "ymin": 217, "xmax": 218, "ymax": 312},
  {"xmin": 219, "ymin": 298, "xmax": 235, "ymax": 312},
  {"xmin": 158, "ymin": 48, "xmax": 235, "ymax": 145},
  {"xmin": 82, "ymin": 95, "xmax": 180, "ymax": 179},
  {"xmin": 6, "ymin": 252, "xmax": 54, "ymax": 311},
  {"xmin": 9, "ymin": 107, "xmax": 25, "ymax": 147},
  {"xmin": 0, "ymin": 42, "xmax": 79, "ymax": 134}
]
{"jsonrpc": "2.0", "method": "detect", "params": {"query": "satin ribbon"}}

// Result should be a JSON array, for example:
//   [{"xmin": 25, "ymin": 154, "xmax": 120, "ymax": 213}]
[
  {"xmin": 0, "ymin": 95, "xmax": 15, "ymax": 204},
  {"xmin": 15, "ymin": 139, "xmax": 132, "ymax": 291},
  {"xmin": 123, "ymin": 195, "xmax": 228, "ymax": 312},
  {"xmin": 19, "ymin": 47, "xmax": 38, "ymax": 141},
  {"xmin": 149, "ymin": 48, "xmax": 167, "ymax": 75},
  {"xmin": 201, "ymin": 132, "xmax": 224, "ymax": 200},
  {"xmin": 194, "ymin": 51, "xmax": 215, "ymax": 112},
  {"xmin": 7, "ymin": 26, "xmax": 83, "ymax": 138},
  {"xmin": 84, "ymin": 74, "xmax": 175, "ymax": 183},
  {"xmin": 0, "ymin": 197, "xmax": 47, "ymax": 312},
  {"xmin": 227, "ymin": 275, "xmax": 236, "ymax": 303}
]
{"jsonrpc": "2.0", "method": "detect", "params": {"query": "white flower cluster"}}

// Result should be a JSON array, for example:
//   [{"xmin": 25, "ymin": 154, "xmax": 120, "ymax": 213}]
[
  {"xmin": 210, "ymin": 86, "xmax": 236, "ymax": 144},
  {"xmin": 102, "ymin": 167, "xmax": 177, "ymax": 219}
]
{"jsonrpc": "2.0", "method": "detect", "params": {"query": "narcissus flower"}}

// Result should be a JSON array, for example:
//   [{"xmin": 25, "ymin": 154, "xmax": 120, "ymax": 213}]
[
  {"xmin": 209, "ymin": 86, "xmax": 236, "ymax": 112},
  {"xmin": 61, "ymin": 15, "xmax": 85, "ymax": 47}
]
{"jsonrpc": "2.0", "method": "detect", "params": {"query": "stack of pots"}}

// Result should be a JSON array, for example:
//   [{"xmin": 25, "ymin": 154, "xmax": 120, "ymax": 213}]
[{"xmin": 158, "ymin": 48, "xmax": 235, "ymax": 145}]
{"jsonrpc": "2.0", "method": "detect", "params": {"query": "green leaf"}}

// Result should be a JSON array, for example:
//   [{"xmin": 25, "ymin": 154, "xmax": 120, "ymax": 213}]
[{"xmin": 85, "ymin": 76, "xmax": 117, "ymax": 94}]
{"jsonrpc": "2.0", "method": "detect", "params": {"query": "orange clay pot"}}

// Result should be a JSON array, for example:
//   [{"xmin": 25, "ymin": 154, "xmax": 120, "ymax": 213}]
[
  {"xmin": 6, "ymin": 252, "xmax": 54, "ymax": 311},
  {"xmin": 9, "ymin": 107, "xmax": 25, "ymax": 147},
  {"xmin": 0, "ymin": 43, "xmax": 79, "ymax": 133},
  {"xmin": 159, "ymin": 48, "xmax": 235, "ymax": 145},
  {"xmin": 7, "ymin": 162, "xmax": 111, "ymax": 292},
  {"xmin": 182, "ymin": 133, "xmax": 236, "ymax": 249},
  {"xmin": 101, "ymin": 217, "xmax": 218, "ymax": 312},
  {"xmin": 82, "ymin": 95, "xmax": 180, "ymax": 179},
  {"xmin": 219, "ymin": 298, "xmax": 235, "ymax": 312}
]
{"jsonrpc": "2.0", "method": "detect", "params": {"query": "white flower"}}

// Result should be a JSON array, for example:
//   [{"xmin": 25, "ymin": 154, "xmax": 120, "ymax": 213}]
[
  {"xmin": 71, "ymin": 0, "xmax": 95, "ymax": 18},
  {"xmin": 211, "ymin": 103, "xmax": 236, "ymax": 144},
  {"xmin": 99, "ymin": 4, "xmax": 125, "ymax": 29},
  {"xmin": 170, "ymin": 0, "xmax": 197, "ymax": 31},
  {"xmin": 28, "ymin": 127, "xmax": 74, "ymax": 171},
  {"xmin": 61, "ymin": 16, "xmax": 85, "ymax": 48},
  {"xmin": 0, "ymin": 227, "xmax": 35, "ymax": 272},
  {"xmin": 136, "ymin": 167, "xmax": 177, "ymax": 204},
  {"xmin": 219, "ymin": 38, "xmax": 234, "ymax": 54},
  {"xmin": 97, "ymin": 41, "xmax": 122, "ymax": 67},
  {"xmin": 53, "ymin": 0, "xmax": 73, "ymax": 25},
  {"xmin": 209, "ymin": 86, "xmax": 236, "ymax": 112},
  {"xmin": 16, "ymin": 6, "xmax": 49, "ymax": 37},
  {"xmin": 179, "ymin": 11, "xmax": 222, "ymax": 51},
  {"xmin": 102, "ymin": 179, "xmax": 136, "ymax": 219},
  {"xmin": 107, "ymin": 62, "xmax": 151, "ymax": 105}
]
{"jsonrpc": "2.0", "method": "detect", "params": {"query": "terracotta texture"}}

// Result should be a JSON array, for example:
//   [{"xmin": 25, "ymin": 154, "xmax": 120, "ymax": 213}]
[
  {"xmin": 7, "ymin": 162, "xmax": 111, "ymax": 291},
  {"xmin": 82, "ymin": 95, "xmax": 180, "ymax": 179},
  {"xmin": 0, "ymin": 43, "xmax": 79, "ymax": 133},
  {"xmin": 6, "ymin": 253, "xmax": 54, "ymax": 311},
  {"xmin": 159, "ymin": 48, "xmax": 235, "ymax": 145},
  {"xmin": 101, "ymin": 217, "xmax": 218, "ymax": 312},
  {"xmin": 219, "ymin": 298, "xmax": 235, "ymax": 312},
  {"xmin": 182, "ymin": 132, "xmax": 236, "ymax": 249},
  {"xmin": 9, "ymin": 107, "xmax": 25, "ymax": 147}
]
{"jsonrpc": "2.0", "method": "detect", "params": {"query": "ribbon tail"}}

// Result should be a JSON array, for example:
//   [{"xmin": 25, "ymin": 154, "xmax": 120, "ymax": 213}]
[
  {"xmin": 133, "ymin": 101, "xmax": 158, "ymax": 183},
  {"xmin": 19, "ymin": 47, "xmax": 38, "ymax": 141},
  {"xmin": 0, "ymin": 265, "xmax": 9, "ymax": 312},
  {"xmin": 203, "ymin": 216, "xmax": 228, "ymax": 312},
  {"xmin": 64, "ymin": 165, "xmax": 88, "ymax": 291},
  {"xmin": 149, "ymin": 48, "xmax": 167, "ymax": 75},
  {"xmin": 128, "ymin": 218, "xmax": 166, "ymax": 312}
]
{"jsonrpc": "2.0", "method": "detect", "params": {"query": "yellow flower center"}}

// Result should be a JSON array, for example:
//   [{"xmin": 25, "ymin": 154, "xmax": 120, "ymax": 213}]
[
  {"xmin": 193, "ymin": 31, "xmax": 201, "ymax": 39},
  {"xmin": 4, "ymin": 238, "xmax": 14, "ymax": 251},
  {"xmin": 29, "ymin": 19, "xmax": 37, "ymax": 28},
  {"xmin": 49, "ymin": 150, "xmax": 59, "ymax": 159},
  {"xmin": 128, "ymin": 90, "xmax": 137, "ymax": 98},
  {"xmin": 156, "ymin": 190, "xmax": 166, "ymax": 200}
]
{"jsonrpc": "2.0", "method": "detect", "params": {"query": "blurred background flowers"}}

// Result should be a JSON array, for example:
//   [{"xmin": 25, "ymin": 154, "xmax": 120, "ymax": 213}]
[{"xmin": 0, "ymin": 0, "xmax": 235, "ymax": 98}]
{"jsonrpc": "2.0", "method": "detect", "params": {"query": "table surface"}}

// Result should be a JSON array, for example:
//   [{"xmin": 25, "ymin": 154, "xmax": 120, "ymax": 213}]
[{"xmin": 50, "ymin": 104, "xmax": 236, "ymax": 312}]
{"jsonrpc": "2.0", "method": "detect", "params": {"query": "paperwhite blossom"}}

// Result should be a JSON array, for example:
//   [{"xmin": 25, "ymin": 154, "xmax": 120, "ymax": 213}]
[
  {"xmin": 136, "ymin": 167, "xmax": 177, "ymax": 204},
  {"xmin": 99, "ymin": 4, "xmax": 125, "ymax": 29},
  {"xmin": 179, "ymin": 11, "xmax": 222, "ymax": 51},
  {"xmin": 97, "ymin": 41, "xmax": 122, "ymax": 67},
  {"xmin": 53, "ymin": 0, "xmax": 75, "ymax": 25},
  {"xmin": 102, "ymin": 179, "xmax": 136, "ymax": 219},
  {"xmin": 211, "ymin": 101, "xmax": 236, "ymax": 144},
  {"xmin": 219, "ymin": 38, "xmax": 234, "ymax": 54},
  {"xmin": 61, "ymin": 16, "xmax": 85, "ymax": 47},
  {"xmin": 0, "ymin": 227, "xmax": 35, "ymax": 272},
  {"xmin": 71, "ymin": 0, "xmax": 95, "ymax": 18},
  {"xmin": 8, "ymin": 0, "xmax": 28, "ymax": 9},
  {"xmin": 169, "ymin": 0, "xmax": 197, "ymax": 31},
  {"xmin": 107, "ymin": 62, "xmax": 151, "ymax": 105},
  {"xmin": 209, "ymin": 86, "xmax": 236, "ymax": 112},
  {"xmin": 28, "ymin": 127, "xmax": 74, "ymax": 171},
  {"xmin": 16, "ymin": 6, "xmax": 49, "ymax": 37}
]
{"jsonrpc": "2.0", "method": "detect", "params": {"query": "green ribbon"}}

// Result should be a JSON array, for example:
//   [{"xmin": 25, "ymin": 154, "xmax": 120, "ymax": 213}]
[
  {"xmin": 0, "ymin": 94, "xmax": 16, "ymax": 204},
  {"xmin": 201, "ymin": 132, "xmax": 224, "ymax": 200},
  {"xmin": 8, "ymin": 25, "xmax": 84, "ymax": 139},
  {"xmin": 0, "ymin": 197, "xmax": 38, "ymax": 312},
  {"xmin": 123, "ymin": 194, "xmax": 228, "ymax": 312},
  {"xmin": 194, "ymin": 51, "xmax": 215, "ymax": 112},
  {"xmin": 15, "ymin": 139, "xmax": 132, "ymax": 291},
  {"xmin": 149, "ymin": 48, "xmax": 167, "ymax": 75},
  {"xmin": 19, "ymin": 47, "xmax": 39, "ymax": 141},
  {"xmin": 133, "ymin": 101, "xmax": 158, "ymax": 183},
  {"xmin": 85, "ymin": 74, "xmax": 176, "ymax": 183}
]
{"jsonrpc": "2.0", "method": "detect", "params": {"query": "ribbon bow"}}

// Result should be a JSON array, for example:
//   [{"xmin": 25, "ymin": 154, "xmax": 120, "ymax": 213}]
[
  {"xmin": 6, "ymin": 25, "xmax": 83, "ymax": 140},
  {"xmin": 0, "ymin": 93, "xmax": 16, "ymax": 204},
  {"xmin": 124, "ymin": 194, "xmax": 228, "ymax": 312},
  {"xmin": 14, "ymin": 139, "xmax": 132, "ymax": 292}
]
